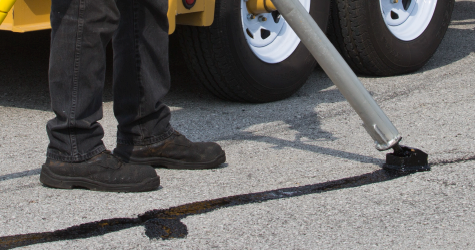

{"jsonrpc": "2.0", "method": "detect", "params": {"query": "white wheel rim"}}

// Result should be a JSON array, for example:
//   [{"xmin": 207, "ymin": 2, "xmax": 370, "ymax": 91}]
[
  {"xmin": 241, "ymin": 0, "xmax": 311, "ymax": 64},
  {"xmin": 380, "ymin": 0, "xmax": 437, "ymax": 41}
]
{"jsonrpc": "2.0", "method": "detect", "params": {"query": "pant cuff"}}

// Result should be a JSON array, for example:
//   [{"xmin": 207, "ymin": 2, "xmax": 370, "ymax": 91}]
[
  {"xmin": 117, "ymin": 125, "xmax": 175, "ymax": 146},
  {"xmin": 46, "ymin": 144, "xmax": 107, "ymax": 162}
]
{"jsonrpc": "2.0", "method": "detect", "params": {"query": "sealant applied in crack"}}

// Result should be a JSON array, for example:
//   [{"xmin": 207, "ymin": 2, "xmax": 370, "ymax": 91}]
[{"xmin": 0, "ymin": 169, "xmax": 408, "ymax": 249}]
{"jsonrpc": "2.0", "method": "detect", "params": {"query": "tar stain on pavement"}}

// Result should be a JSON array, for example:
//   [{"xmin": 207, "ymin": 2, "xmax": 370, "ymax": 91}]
[{"xmin": 0, "ymin": 169, "xmax": 408, "ymax": 249}]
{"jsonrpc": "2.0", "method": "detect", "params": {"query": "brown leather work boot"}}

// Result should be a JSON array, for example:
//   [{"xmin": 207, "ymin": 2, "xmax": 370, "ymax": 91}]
[
  {"xmin": 40, "ymin": 151, "xmax": 160, "ymax": 192},
  {"xmin": 113, "ymin": 131, "xmax": 226, "ymax": 169}
]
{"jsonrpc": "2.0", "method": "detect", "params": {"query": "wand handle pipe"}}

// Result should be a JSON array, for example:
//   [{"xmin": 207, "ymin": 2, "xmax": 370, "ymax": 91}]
[{"xmin": 271, "ymin": 0, "xmax": 401, "ymax": 150}]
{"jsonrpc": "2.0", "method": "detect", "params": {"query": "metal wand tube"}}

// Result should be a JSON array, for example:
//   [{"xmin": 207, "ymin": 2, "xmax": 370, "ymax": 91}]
[{"xmin": 271, "ymin": 0, "xmax": 402, "ymax": 150}]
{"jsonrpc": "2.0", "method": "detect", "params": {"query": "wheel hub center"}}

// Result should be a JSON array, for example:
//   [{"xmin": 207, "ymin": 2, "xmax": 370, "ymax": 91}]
[
  {"xmin": 381, "ymin": 0, "xmax": 416, "ymax": 26},
  {"xmin": 242, "ymin": 0, "xmax": 284, "ymax": 48}
]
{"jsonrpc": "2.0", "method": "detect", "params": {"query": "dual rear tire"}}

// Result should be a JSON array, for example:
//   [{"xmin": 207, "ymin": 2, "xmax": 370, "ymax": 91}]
[
  {"xmin": 328, "ymin": 0, "xmax": 455, "ymax": 76},
  {"xmin": 177, "ymin": 0, "xmax": 455, "ymax": 102}
]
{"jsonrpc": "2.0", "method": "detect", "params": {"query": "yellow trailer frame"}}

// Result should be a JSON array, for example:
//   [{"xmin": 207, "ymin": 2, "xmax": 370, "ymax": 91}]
[{"xmin": 0, "ymin": 0, "xmax": 215, "ymax": 34}]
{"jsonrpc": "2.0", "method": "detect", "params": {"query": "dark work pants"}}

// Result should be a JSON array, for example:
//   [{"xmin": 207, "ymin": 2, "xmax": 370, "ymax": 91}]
[{"xmin": 47, "ymin": 0, "xmax": 174, "ymax": 162}]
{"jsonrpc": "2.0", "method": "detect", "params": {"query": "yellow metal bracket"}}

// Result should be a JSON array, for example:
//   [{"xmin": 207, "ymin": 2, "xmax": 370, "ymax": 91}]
[
  {"xmin": 0, "ymin": 0, "xmax": 16, "ymax": 25},
  {"xmin": 170, "ymin": 0, "xmax": 216, "ymax": 34},
  {"xmin": 0, "ymin": 0, "xmax": 52, "ymax": 32},
  {"xmin": 1, "ymin": 0, "xmax": 215, "ymax": 33},
  {"xmin": 175, "ymin": 0, "xmax": 215, "ymax": 29}
]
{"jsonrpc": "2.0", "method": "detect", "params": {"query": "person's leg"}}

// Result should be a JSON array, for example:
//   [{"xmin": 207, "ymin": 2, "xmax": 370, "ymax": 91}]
[
  {"xmin": 112, "ymin": 0, "xmax": 173, "ymax": 146},
  {"xmin": 42, "ymin": 0, "xmax": 159, "ymax": 192},
  {"xmin": 47, "ymin": 0, "xmax": 118, "ymax": 162},
  {"xmin": 112, "ymin": 0, "xmax": 226, "ymax": 169}
]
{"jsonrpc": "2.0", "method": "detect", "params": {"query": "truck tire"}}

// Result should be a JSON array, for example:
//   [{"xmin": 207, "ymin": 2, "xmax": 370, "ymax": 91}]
[
  {"xmin": 328, "ymin": 0, "xmax": 455, "ymax": 76},
  {"xmin": 177, "ymin": 0, "xmax": 330, "ymax": 102}
]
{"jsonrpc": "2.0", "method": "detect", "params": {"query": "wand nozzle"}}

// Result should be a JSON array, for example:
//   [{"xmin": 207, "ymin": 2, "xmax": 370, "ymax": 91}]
[
  {"xmin": 269, "ymin": 0, "xmax": 430, "ymax": 173},
  {"xmin": 383, "ymin": 143, "xmax": 430, "ymax": 173}
]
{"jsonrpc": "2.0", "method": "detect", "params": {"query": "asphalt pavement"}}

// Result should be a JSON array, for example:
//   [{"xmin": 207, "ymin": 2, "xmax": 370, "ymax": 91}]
[{"xmin": 0, "ymin": 1, "xmax": 474, "ymax": 249}]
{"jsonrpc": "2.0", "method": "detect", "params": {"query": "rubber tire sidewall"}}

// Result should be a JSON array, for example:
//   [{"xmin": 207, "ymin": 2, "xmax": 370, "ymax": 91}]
[
  {"xmin": 365, "ymin": 0, "xmax": 455, "ymax": 74},
  {"xmin": 218, "ymin": 0, "xmax": 330, "ymax": 102}
]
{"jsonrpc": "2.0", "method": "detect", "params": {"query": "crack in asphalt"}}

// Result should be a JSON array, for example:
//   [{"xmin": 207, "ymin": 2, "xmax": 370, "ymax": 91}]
[
  {"xmin": 431, "ymin": 154, "xmax": 475, "ymax": 166},
  {"xmin": 0, "ymin": 169, "xmax": 41, "ymax": 182},
  {"xmin": 0, "ymin": 169, "xmax": 408, "ymax": 249}
]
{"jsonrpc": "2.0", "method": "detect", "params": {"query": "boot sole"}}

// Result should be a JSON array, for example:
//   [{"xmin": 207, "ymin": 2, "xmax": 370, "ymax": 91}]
[
  {"xmin": 40, "ymin": 165, "xmax": 160, "ymax": 192},
  {"xmin": 125, "ymin": 152, "xmax": 226, "ymax": 170}
]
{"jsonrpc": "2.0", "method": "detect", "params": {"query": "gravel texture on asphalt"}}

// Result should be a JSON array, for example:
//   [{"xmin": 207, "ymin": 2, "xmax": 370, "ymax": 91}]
[{"xmin": 1, "ymin": 1, "xmax": 474, "ymax": 248}]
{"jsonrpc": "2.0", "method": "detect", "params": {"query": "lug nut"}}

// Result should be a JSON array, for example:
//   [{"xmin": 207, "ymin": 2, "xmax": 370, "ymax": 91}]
[
  {"xmin": 247, "ymin": 14, "xmax": 256, "ymax": 20},
  {"xmin": 258, "ymin": 16, "xmax": 267, "ymax": 22}
]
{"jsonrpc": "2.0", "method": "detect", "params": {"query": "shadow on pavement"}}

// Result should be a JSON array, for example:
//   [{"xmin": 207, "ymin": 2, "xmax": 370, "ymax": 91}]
[
  {"xmin": 0, "ymin": 4, "xmax": 473, "ymax": 246},
  {"xmin": 0, "ymin": 169, "xmax": 409, "ymax": 249},
  {"xmin": 420, "ymin": 1, "xmax": 475, "ymax": 72},
  {"xmin": 217, "ymin": 130, "xmax": 382, "ymax": 164}
]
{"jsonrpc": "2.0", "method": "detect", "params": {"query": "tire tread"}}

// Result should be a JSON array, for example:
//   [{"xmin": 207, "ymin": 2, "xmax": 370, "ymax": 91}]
[
  {"xmin": 328, "ymin": 0, "xmax": 385, "ymax": 75},
  {"xmin": 177, "ymin": 0, "xmax": 330, "ymax": 102},
  {"xmin": 328, "ymin": 0, "xmax": 454, "ymax": 76},
  {"xmin": 176, "ymin": 11, "xmax": 257, "ymax": 101}
]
